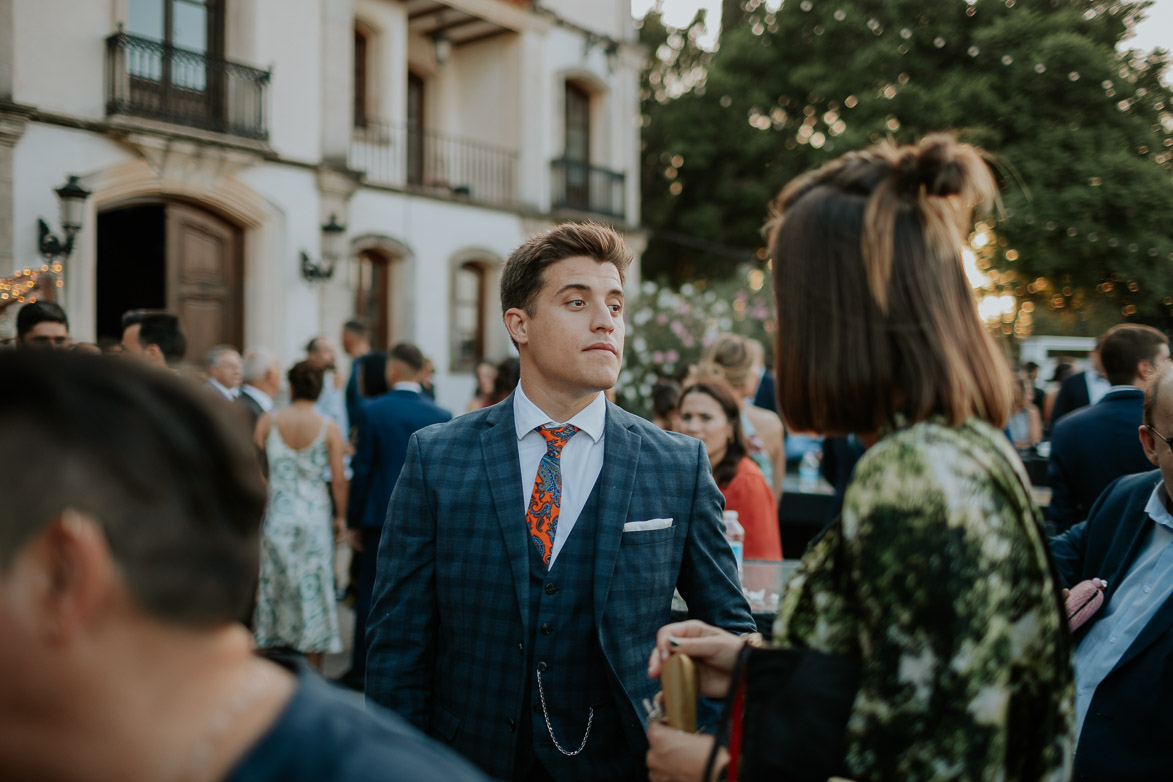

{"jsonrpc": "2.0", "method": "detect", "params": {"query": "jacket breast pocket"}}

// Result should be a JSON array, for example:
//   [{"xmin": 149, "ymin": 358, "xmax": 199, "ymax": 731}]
[
  {"xmin": 617, "ymin": 525, "xmax": 676, "ymax": 589},
  {"xmin": 620, "ymin": 525, "xmax": 676, "ymax": 546}
]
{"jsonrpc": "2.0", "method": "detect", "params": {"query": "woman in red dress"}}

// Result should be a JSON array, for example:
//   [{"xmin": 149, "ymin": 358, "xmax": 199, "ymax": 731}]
[{"xmin": 678, "ymin": 376, "xmax": 782, "ymax": 561}]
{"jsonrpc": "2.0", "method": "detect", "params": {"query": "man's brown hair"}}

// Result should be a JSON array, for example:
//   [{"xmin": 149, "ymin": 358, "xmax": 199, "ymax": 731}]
[
  {"xmin": 1100, "ymin": 323, "xmax": 1168, "ymax": 387},
  {"xmin": 767, "ymin": 133, "xmax": 1013, "ymax": 434},
  {"xmin": 499, "ymin": 222, "xmax": 633, "ymax": 318}
]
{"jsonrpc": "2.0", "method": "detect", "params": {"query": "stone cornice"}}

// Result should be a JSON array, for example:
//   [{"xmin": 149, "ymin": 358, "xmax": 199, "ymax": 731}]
[{"xmin": 0, "ymin": 99, "xmax": 34, "ymax": 146}]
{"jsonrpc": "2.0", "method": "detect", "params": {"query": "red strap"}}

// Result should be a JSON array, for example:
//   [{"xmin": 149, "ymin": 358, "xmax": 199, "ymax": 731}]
[{"xmin": 726, "ymin": 667, "xmax": 746, "ymax": 782}]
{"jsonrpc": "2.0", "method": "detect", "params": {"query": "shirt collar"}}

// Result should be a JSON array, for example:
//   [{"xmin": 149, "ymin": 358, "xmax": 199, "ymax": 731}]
[
  {"xmin": 513, "ymin": 382, "xmax": 606, "ymax": 444},
  {"xmin": 1146, "ymin": 481, "xmax": 1173, "ymax": 532},
  {"xmin": 209, "ymin": 377, "xmax": 236, "ymax": 398},
  {"xmin": 1105, "ymin": 385, "xmax": 1141, "ymax": 395},
  {"xmin": 242, "ymin": 384, "xmax": 273, "ymax": 411},
  {"xmin": 392, "ymin": 381, "xmax": 422, "ymax": 393}
]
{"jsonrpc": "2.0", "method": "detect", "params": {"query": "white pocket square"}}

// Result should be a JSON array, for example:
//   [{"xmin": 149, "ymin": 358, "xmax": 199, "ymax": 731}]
[{"xmin": 623, "ymin": 518, "xmax": 673, "ymax": 532}]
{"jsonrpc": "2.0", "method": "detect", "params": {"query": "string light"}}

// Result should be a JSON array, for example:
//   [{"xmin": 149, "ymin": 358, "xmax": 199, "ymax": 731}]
[{"xmin": 0, "ymin": 266, "xmax": 65, "ymax": 313}]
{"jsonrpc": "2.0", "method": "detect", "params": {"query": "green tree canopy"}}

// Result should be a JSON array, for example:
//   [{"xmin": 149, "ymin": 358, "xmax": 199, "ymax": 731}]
[{"xmin": 639, "ymin": 0, "xmax": 1173, "ymax": 330}]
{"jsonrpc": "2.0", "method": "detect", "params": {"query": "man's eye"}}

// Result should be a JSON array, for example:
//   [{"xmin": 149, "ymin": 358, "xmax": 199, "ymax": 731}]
[{"xmin": 609, "ymin": 304, "xmax": 622, "ymax": 313}]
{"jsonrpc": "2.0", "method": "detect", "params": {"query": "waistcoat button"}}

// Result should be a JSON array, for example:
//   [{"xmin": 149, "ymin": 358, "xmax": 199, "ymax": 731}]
[
  {"xmin": 545, "ymin": 582, "xmax": 558, "ymax": 595},
  {"xmin": 537, "ymin": 661, "xmax": 549, "ymax": 673},
  {"xmin": 540, "ymin": 622, "xmax": 553, "ymax": 635}
]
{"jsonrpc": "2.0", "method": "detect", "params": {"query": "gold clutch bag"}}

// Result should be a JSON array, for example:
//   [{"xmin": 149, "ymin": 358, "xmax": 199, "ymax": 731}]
[{"xmin": 661, "ymin": 652, "xmax": 698, "ymax": 732}]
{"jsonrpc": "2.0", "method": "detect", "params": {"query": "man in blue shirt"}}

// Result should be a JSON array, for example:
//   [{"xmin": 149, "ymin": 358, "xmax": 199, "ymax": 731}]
[
  {"xmin": 1051, "ymin": 364, "xmax": 1173, "ymax": 781},
  {"xmin": 0, "ymin": 350, "xmax": 488, "ymax": 782}
]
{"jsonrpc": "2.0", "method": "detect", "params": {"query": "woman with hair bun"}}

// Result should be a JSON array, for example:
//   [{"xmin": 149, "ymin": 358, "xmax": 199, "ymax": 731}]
[{"xmin": 647, "ymin": 135, "xmax": 1074, "ymax": 781}]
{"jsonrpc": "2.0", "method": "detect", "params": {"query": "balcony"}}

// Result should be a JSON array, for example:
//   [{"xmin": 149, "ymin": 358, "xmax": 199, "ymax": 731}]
[
  {"xmin": 350, "ymin": 118, "xmax": 519, "ymax": 208},
  {"xmin": 551, "ymin": 158, "xmax": 626, "ymax": 220},
  {"xmin": 105, "ymin": 31, "xmax": 270, "ymax": 141}
]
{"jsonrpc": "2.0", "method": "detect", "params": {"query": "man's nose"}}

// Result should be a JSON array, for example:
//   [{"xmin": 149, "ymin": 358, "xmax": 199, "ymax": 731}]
[{"xmin": 591, "ymin": 305, "xmax": 617, "ymax": 331}]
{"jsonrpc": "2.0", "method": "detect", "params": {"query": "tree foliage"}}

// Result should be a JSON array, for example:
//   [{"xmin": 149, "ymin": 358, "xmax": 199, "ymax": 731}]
[{"xmin": 639, "ymin": 0, "xmax": 1173, "ymax": 330}]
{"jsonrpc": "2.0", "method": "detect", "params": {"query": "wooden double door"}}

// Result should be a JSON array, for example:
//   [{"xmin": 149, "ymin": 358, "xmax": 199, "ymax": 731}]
[{"xmin": 97, "ymin": 200, "xmax": 243, "ymax": 362}]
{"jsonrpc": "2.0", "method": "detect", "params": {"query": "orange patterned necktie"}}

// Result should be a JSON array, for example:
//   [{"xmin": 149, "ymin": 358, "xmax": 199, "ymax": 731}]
[{"xmin": 526, "ymin": 424, "xmax": 579, "ymax": 566}]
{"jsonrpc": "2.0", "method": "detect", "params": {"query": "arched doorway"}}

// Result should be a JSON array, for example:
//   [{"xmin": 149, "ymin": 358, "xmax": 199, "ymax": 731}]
[
  {"xmin": 96, "ymin": 200, "xmax": 243, "ymax": 362},
  {"xmin": 355, "ymin": 248, "xmax": 392, "ymax": 351}
]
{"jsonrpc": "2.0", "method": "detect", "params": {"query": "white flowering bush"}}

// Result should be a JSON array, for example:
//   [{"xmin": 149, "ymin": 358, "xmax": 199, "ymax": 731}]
[{"xmin": 617, "ymin": 266, "xmax": 776, "ymax": 419}]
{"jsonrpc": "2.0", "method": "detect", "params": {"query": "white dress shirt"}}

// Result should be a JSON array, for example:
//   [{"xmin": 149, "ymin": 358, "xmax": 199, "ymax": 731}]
[
  {"xmin": 1086, "ymin": 371, "xmax": 1111, "ymax": 405},
  {"xmin": 392, "ymin": 381, "xmax": 423, "ymax": 393},
  {"xmin": 314, "ymin": 369, "xmax": 349, "ymax": 436},
  {"xmin": 1074, "ymin": 481, "xmax": 1173, "ymax": 740},
  {"xmin": 207, "ymin": 377, "xmax": 237, "ymax": 401},
  {"xmin": 513, "ymin": 383, "xmax": 607, "ymax": 567}
]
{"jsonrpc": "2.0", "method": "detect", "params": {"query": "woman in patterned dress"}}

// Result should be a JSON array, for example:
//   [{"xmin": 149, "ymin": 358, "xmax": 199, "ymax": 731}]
[
  {"xmin": 252, "ymin": 361, "xmax": 348, "ymax": 668},
  {"xmin": 646, "ymin": 135, "xmax": 1075, "ymax": 781}
]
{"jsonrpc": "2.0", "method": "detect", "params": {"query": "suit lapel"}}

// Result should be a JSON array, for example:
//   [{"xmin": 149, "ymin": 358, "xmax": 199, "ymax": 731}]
[
  {"xmin": 593, "ymin": 403, "xmax": 641, "ymax": 627},
  {"xmin": 481, "ymin": 395, "xmax": 531, "ymax": 633}
]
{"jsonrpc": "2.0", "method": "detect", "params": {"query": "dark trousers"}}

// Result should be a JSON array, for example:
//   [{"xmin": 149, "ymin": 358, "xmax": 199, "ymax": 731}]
[{"xmin": 351, "ymin": 526, "xmax": 383, "ymax": 683}]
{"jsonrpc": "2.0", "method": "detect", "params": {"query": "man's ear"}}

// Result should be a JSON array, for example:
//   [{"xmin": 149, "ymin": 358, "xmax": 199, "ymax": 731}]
[
  {"xmin": 144, "ymin": 343, "xmax": 165, "ymax": 364},
  {"xmin": 1140, "ymin": 424, "xmax": 1160, "ymax": 467},
  {"xmin": 504, "ymin": 308, "xmax": 529, "ymax": 347},
  {"xmin": 30, "ymin": 509, "xmax": 114, "ymax": 643}
]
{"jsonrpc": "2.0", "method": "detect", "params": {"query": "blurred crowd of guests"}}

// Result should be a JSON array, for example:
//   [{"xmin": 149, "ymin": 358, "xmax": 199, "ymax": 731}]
[{"xmin": 7, "ymin": 133, "xmax": 1173, "ymax": 782}]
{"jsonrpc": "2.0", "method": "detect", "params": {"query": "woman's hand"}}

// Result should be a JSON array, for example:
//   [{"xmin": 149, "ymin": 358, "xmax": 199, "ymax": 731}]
[
  {"xmin": 646, "ymin": 722, "xmax": 727, "ymax": 782},
  {"xmin": 647, "ymin": 620, "xmax": 743, "ymax": 698},
  {"xmin": 332, "ymin": 517, "xmax": 348, "ymax": 543}
]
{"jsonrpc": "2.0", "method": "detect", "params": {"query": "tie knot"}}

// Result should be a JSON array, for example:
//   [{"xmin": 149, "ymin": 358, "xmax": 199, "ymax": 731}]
[{"xmin": 538, "ymin": 424, "xmax": 579, "ymax": 456}]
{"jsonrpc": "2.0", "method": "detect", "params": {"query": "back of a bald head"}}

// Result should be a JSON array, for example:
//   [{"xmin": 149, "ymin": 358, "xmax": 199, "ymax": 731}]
[{"xmin": 1144, "ymin": 365, "xmax": 1173, "ymax": 428}]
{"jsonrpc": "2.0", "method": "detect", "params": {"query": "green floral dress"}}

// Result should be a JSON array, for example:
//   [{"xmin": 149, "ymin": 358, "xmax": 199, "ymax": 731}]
[{"xmin": 773, "ymin": 417, "xmax": 1075, "ymax": 781}]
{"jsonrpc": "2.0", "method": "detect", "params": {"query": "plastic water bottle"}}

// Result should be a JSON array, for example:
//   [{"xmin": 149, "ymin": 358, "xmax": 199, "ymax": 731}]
[
  {"xmin": 724, "ymin": 509, "xmax": 744, "ymax": 580},
  {"xmin": 799, "ymin": 450, "xmax": 821, "ymax": 489}
]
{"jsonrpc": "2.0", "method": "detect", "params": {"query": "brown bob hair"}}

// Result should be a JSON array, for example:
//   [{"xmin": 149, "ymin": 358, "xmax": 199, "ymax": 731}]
[{"xmin": 767, "ymin": 133, "xmax": 1013, "ymax": 434}]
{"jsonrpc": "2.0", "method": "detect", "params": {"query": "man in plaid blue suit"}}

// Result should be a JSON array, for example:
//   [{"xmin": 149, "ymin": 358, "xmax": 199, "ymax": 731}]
[{"xmin": 365, "ymin": 223, "xmax": 756, "ymax": 781}]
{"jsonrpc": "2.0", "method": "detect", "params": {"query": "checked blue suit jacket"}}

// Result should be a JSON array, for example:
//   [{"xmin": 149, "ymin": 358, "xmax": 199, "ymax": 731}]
[{"xmin": 364, "ymin": 393, "xmax": 756, "ymax": 780}]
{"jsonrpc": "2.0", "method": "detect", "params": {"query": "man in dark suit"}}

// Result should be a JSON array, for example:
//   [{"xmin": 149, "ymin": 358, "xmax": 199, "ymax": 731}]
[
  {"xmin": 346, "ymin": 342, "xmax": 452, "ymax": 688},
  {"xmin": 1050, "ymin": 336, "xmax": 1109, "ymax": 426},
  {"xmin": 365, "ymin": 223, "xmax": 755, "ymax": 781},
  {"xmin": 205, "ymin": 344, "xmax": 242, "ymax": 401},
  {"xmin": 1051, "ymin": 364, "xmax": 1173, "ymax": 781},
  {"xmin": 342, "ymin": 319, "xmax": 373, "ymax": 437},
  {"xmin": 16, "ymin": 301, "xmax": 70, "ymax": 348},
  {"xmin": 236, "ymin": 347, "xmax": 281, "ymax": 434},
  {"xmin": 120, "ymin": 310, "xmax": 187, "ymax": 369},
  {"xmin": 1048, "ymin": 324, "xmax": 1170, "ymax": 530}
]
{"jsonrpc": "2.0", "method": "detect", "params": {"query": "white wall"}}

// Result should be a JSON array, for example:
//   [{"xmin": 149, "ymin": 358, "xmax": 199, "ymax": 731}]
[
  {"xmin": 543, "ymin": 0, "xmax": 633, "ymax": 41},
  {"xmin": 450, "ymin": 35, "xmax": 521, "ymax": 150},
  {"xmin": 13, "ymin": 0, "xmax": 109, "ymax": 117},
  {"xmin": 256, "ymin": 0, "xmax": 323, "ymax": 162},
  {"xmin": 346, "ymin": 187, "xmax": 525, "ymax": 413}
]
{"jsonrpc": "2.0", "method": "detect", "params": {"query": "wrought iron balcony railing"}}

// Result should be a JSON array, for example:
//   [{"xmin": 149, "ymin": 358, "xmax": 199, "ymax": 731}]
[
  {"xmin": 550, "ymin": 158, "xmax": 626, "ymax": 220},
  {"xmin": 350, "ymin": 118, "xmax": 519, "ymax": 208},
  {"xmin": 105, "ymin": 31, "xmax": 270, "ymax": 141}
]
